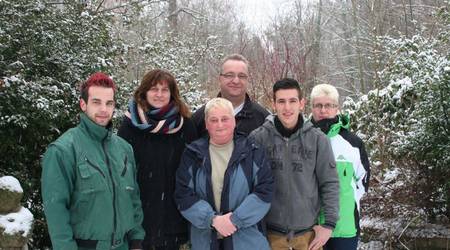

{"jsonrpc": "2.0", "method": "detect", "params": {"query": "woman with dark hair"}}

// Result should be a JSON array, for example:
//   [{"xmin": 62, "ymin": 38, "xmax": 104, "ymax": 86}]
[{"xmin": 118, "ymin": 69, "xmax": 197, "ymax": 250}]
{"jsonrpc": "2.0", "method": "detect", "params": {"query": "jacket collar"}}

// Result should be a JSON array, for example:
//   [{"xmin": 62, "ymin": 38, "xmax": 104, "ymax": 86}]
[
  {"xmin": 310, "ymin": 114, "xmax": 350, "ymax": 138},
  {"xmin": 274, "ymin": 115, "xmax": 303, "ymax": 138},
  {"xmin": 217, "ymin": 92, "xmax": 253, "ymax": 118},
  {"xmin": 186, "ymin": 132, "xmax": 253, "ymax": 163},
  {"xmin": 79, "ymin": 113, "xmax": 112, "ymax": 142},
  {"xmin": 263, "ymin": 114, "xmax": 313, "ymax": 139}
]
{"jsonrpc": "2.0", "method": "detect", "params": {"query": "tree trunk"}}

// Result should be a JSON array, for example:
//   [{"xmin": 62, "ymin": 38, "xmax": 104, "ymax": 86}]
[
  {"xmin": 350, "ymin": 0, "xmax": 366, "ymax": 93},
  {"xmin": 168, "ymin": 0, "xmax": 178, "ymax": 35},
  {"xmin": 309, "ymin": 0, "xmax": 322, "ymax": 93}
]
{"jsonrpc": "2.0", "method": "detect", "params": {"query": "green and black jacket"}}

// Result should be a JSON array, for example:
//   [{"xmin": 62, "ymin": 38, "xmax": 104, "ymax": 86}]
[{"xmin": 313, "ymin": 114, "xmax": 370, "ymax": 238}]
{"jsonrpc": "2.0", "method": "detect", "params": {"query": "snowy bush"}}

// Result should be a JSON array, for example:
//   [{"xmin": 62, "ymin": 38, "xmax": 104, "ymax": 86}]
[{"xmin": 343, "ymin": 33, "xmax": 450, "ymax": 221}]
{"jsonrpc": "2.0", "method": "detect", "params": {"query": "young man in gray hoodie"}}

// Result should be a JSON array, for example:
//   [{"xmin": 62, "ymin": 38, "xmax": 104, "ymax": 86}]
[{"xmin": 249, "ymin": 78, "xmax": 339, "ymax": 250}]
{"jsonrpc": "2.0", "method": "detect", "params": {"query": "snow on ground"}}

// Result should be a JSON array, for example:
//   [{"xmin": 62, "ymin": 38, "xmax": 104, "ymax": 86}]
[
  {"xmin": 358, "ymin": 241, "xmax": 384, "ymax": 250},
  {"xmin": 0, "ymin": 176, "xmax": 23, "ymax": 193},
  {"xmin": 0, "ymin": 207, "xmax": 33, "ymax": 236}
]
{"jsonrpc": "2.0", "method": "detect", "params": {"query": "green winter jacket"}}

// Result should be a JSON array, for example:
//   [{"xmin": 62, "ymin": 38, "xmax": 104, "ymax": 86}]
[
  {"xmin": 315, "ymin": 114, "xmax": 370, "ymax": 238},
  {"xmin": 41, "ymin": 113, "xmax": 145, "ymax": 250}
]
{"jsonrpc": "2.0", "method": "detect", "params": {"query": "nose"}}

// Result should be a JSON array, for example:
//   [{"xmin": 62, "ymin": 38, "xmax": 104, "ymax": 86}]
[
  {"xmin": 284, "ymin": 102, "xmax": 292, "ymax": 109},
  {"xmin": 230, "ymin": 75, "xmax": 240, "ymax": 83},
  {"xmin": 99, "ymin": 103, "xmax": 108, "ymax": 112},
  {"xmin": 319, "ymin": 106, "xmax": 328, "ymax": 111},
  {"xmin": 155, "ymin": 89, "xmax": 163, "ymax": 97}
]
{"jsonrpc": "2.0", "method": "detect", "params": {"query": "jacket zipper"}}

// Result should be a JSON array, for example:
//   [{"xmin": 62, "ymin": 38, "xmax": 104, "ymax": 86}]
[
  {"xmin": 85, "ymin": 158, "xmax": 106, "ymax": 179},
  {"xmin": 285, "ymin": 137, "xmax": 291, "ymax": 233},
  {"xmin": 102, "ymin": 137, "xmax": 117, "ymax": 247}
]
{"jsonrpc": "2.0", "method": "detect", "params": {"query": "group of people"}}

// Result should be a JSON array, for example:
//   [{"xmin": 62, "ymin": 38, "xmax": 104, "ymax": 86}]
[{"xmin": 41, "ymin": 54, "xmax": 370, "ymax": 250}]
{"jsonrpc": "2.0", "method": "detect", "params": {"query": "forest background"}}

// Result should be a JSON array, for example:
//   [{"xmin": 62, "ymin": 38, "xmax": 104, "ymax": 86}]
[{"xmin": 0, "ymin": 0, "xmax": 449, "ymax": 249}]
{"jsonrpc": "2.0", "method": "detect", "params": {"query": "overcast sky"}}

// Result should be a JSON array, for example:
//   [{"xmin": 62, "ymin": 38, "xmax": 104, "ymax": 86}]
[
  {"xmin": 235, "ymin": 0, "xmax": 293, "ymax": 32},
  {"xmin": 234, "ymin": 0, "xmax": 317, "ymax": 33}
]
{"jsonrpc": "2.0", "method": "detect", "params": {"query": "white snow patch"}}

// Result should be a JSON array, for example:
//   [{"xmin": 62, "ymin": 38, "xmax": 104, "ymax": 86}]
[
  {"xmin": 383, "ymin": 168, "xmax": 400, "ymax": 183},
  {"xmin": 0, "ymin": 176, "xmax": 23, "ymax": 193},
  {"xmin": 0, "ymin": 207, "xmax": 33, "ymax": 236},
  {"xmin": 372, "ymin": 161, "xmax": 382, "ymax": 167},
  {"xmin": 7, "ymin": 76, "xmax": 21, "ymax": 82},
  {"xmin": 392, "ymin": 77, "xmax": 412, "ymax": 100},
  {"xmin": 361, "ymin": 216, "xmax": 450, "ymax": 238}
]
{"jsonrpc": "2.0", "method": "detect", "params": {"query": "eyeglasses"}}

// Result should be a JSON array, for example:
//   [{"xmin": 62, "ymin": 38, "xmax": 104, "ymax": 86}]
[
  {"xmin": 220, "ymin": 73, "xmax": 249, "ymax": 81},
  {"xmin": 312, "ymin": 103, "xmax": 338, "ymax": 110}
]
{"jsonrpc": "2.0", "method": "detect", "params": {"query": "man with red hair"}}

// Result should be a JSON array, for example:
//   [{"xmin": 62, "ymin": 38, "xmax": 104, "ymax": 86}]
[{"xmin": 41, "ymin": 72, "xmax": 145, "ymax": 250}]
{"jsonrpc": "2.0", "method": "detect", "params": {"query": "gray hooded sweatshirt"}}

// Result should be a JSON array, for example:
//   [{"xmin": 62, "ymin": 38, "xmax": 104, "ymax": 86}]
[{"xmin": 249, "ymin": 115, "xmax": 339, "ymax": 234}]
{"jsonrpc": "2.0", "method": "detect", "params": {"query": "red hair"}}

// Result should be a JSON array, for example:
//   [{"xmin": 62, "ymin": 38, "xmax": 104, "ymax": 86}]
[{"xmin": 80, "ymin": 72, "xmax": 116, "ymax": 101}]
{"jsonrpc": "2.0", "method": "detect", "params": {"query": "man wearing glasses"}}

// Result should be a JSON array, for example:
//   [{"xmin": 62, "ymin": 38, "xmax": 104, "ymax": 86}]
[
  {"xmin": 310, "ymin": 84, "xmax": 370, "ymax": 250},
  {"xmin": 192, "ymin": 54, "xmax": 269, "ymax": 137}
]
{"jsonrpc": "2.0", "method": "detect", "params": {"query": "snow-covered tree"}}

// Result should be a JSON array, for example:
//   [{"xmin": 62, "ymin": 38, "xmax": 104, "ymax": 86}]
[
  {"xmin": 343, "ymin": 32, "xmax": 450, "ymax": 220},
  {"xmin": 116, "ymin": 31, "xmax": 220, "ymax": 111},
  {"xmin": 0, "ymin": 0, "xmax": 117, "ymax": 247},
  {"xmin": 110, "ymin": 1, "xmax": 222, "ymax": 111}
]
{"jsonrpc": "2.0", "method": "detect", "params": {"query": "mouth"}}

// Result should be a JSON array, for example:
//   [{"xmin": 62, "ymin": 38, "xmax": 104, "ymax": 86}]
[
  {"xmin": 227, "ymin": 84, "xmax": 241, "ymax": 89},
  {"xmin": 215, "ymin": 129, "xmax": 229, "ymax": 134}
]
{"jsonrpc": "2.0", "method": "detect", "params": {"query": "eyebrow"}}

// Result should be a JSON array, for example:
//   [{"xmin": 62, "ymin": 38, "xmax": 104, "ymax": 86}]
[
  {"xmin": 277, "ymin": 98, "xmax": 298, "ymax": 101},
  {"xmin": 91, "ymin": 97, "xmax": 114, "ymax": 102}
]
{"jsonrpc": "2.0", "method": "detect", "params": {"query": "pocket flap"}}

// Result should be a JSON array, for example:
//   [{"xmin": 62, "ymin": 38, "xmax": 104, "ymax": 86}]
[{"xmin": 78, "ymin": 163, "xmax": 91, "ymax": 178}]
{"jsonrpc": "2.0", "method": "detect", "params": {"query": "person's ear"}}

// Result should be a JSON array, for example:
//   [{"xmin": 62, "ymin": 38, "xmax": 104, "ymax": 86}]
[
  {"xmin": 80, "ymin": 98, "xmax": 87, "ymax": 112},
  {"xmin": 299, "ymin": 98, "xmax": 306, "ymax": 111}
]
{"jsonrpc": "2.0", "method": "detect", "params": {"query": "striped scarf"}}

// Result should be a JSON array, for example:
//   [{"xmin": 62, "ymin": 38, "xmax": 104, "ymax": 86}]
[{"xmin": 126, "ymin": 99, "xmax": 183, "ymax": 134}]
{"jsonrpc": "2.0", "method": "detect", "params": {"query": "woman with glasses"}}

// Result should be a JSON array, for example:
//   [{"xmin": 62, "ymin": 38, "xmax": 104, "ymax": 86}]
[
  {"xmin": 309, "ymin": 84, "xmax": 371, "ymax": 250},
  {"xmin": 118, "ymin": 69, "xmax": 197, "ymax": 250}
]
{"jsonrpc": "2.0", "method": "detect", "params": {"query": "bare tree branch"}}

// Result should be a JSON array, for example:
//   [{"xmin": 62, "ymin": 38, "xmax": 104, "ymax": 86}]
[
  {"xmin": 96, "ymin": 0, "xmax": 166, "ymax": 14},
  {"xmin": 168, "ymin": 7, "xmax": 205, "ymax": 20}
]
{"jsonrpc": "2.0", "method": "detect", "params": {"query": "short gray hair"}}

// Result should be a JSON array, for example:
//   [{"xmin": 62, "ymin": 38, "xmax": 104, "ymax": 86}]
[
  {"xmin": 221, "ymin": 54, "xmax": 249, "ymax": 73},
  {"xmin": 310, "ymin": 84, "xmax": 339, "ymax": 105},
  {"xmin": 204, "ymin": 98, "xmax": 234, "ymax": 119}
]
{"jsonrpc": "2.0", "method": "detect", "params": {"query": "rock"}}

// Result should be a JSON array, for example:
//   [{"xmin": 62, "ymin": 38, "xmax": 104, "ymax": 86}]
[
  {"xmin": 0, "ymin": 176, "xmax": 23, "ymax": 214},
  {"xmin": 0, "ymin": 230, "xmax": 29, "ymax": 249},
  {"xmin": 0, "ymin": 207, "xmax": 33, "ymax": 249}
]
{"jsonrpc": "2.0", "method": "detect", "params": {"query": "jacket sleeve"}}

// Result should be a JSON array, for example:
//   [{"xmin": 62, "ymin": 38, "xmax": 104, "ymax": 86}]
[
  {"xmin": 41, "ymin": 143, "xmax": 78, "ymax": 250},
  {"xmin": 117, "ymin": 117, "xmax": 134, "ymax": 145},
  {"xmin": 231, "ymin": 146, "xmax": 274, "ymax": 229},
  {"xmin": 315, "ymin": 133, "xmax": 340, "ymax": 229},
  {"xmin": 359, "ymin": 141, "xmax": 370, "ymax": 192},
  {"xmin": 174, "ymin": 150, "xmax": 216, "ymax": 229},
  {"xmin": 183, "ymin": 118, "xmax": 200, "ymax": 144},
  {"xmin": 191, "ymin": 106, "xmax": 208, "ymax": 138},
  {"xmin": 352, "ymin": 149, "xmax": 367, "ymax": 212},
  {"xmin": 125, "ymin": 148, "xmax": 145, "ymax": 244},
  {"xmin": 248, "ymin": 129, "xmax": 262, "ymax": 145}
]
